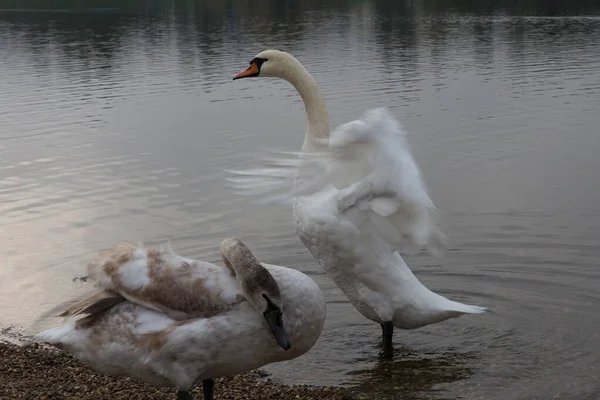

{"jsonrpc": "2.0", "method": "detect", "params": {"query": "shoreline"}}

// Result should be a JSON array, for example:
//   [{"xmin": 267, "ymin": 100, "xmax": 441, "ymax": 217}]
[{"xmin": 0, "ymin": 341, "xmax": 361, "ymax": 400}]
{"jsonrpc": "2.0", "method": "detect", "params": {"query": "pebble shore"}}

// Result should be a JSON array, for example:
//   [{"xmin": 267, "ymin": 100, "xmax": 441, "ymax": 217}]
[{"xmin": 0, "ymin": 341, "xmax": 362, "ymax": 400}]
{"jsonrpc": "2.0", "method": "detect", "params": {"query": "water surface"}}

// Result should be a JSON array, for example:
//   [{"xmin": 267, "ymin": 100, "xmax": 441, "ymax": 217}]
[{"xmin": 1, "ymin": 1, "xmax": 600, "ymax": 399}]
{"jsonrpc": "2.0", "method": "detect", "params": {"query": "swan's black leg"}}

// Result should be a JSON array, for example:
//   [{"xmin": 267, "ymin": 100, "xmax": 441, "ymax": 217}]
[
  {"xmin": 381, "ymin": 321, "xmax": 394, "ymax": 358},
  {"xmin": 176, "ymin": 391, "xmax": 193, "ymax": 400},
  {"xmin": 203, "ymin": 378, "xmax": 215, "ymax": 400}
]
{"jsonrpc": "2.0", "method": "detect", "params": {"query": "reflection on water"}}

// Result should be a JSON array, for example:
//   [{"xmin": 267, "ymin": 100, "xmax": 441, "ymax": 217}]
[
  {"xmin": 1, "ymin": 1, "xmax": 600, "ymax": 399},
  {"xmin": 346, "ymin": 349, "xmax": 476, "ymax": 400}
]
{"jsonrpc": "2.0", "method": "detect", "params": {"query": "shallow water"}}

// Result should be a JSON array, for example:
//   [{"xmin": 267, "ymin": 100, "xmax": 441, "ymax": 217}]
[{"xmin": 1, "ymin": 1, "xmax": 600, "ymax": 399}]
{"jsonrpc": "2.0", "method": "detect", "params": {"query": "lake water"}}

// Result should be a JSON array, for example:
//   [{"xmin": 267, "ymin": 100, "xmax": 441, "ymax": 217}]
[{"xmin": 1, "ymin": 1, "xmax": 600, "ymax": 399}]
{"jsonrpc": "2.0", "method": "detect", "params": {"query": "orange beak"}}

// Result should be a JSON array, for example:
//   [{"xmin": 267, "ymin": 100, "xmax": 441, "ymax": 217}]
[{"xmin": 233, "ymin": 62, "xmax": 260, "ymax": 80}]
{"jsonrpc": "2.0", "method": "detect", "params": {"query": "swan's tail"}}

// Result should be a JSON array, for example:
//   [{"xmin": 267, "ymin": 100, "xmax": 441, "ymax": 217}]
[
  {"xmin": 444, "ymin": 299, "xmax": 487, "ymax": 315},
  {"xmin": 35, "ymin": 323, "xmax": 76, "ymax": 346},
  {"xmin": 395, "ymin": 295, "xmax": 487, "ymax": 329},
  {"xmin": 388, "ymin": 251, "xmax": 487, "ymax": 328},
  {"xmin": 425, "ymin": 286, "xmax": 487, "ymax": 318}
]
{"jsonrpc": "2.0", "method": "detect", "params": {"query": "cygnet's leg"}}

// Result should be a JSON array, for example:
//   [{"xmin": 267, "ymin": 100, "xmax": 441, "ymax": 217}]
[
  {"xmin": 176, "ymin": 391, "xmax": 193, "ymax": 400},
  {"xmin": 203, "ymin": 378, "xmax": 215, "ymax": 400},
  {"xmin": 381, "ymin": 321, "xmax": 394, "ymax": 358}
]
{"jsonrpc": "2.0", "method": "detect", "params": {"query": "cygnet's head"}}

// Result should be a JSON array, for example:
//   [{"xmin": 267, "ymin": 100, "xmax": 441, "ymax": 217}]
[
  {"xmin": 233, "ymin": 49, "xmax": 299, "ymax": 81},
  {"xmin": 219, "ymin": 237, "xmax": 291, "ymax": 350}
]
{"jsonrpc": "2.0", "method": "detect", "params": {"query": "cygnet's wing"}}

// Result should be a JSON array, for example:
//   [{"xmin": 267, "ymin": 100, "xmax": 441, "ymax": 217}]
[{"xmin": 60, "ymin": 241, "xmax": 243, "ymax": 321}]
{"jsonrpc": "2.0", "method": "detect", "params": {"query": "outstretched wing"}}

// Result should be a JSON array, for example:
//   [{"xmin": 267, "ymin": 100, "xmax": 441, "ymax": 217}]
[
  {"xmin": 226, "ymin": 107, "xmax": 445, "ymax": 256},
  {"xmin": 77, "ymin": 241, "xmax": 243, "ymax": 320}
]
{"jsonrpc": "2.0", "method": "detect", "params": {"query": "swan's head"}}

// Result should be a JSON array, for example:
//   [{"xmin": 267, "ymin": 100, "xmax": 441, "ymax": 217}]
[
  {"xmin": 233, "ymin": 49, "xmax": 298, "ymax": 81},
  {"xmin": 220, "ymin": 237, "xmax": 291, "ymax": 351}
]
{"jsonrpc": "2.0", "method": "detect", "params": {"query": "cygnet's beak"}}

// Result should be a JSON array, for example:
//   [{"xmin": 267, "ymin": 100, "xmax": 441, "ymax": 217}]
[
  {"xmin": 233, "ymin": 61, "xmax": 260, "ymax": 80},
  {"xmin": 263, "ymin": 309, "xmax": 291, "ymax": 350}
]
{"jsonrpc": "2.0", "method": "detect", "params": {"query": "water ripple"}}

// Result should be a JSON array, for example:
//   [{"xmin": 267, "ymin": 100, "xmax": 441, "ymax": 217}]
[{"xmin": 1, "ymin": 5, "xmax": 600, "ymax": 399}]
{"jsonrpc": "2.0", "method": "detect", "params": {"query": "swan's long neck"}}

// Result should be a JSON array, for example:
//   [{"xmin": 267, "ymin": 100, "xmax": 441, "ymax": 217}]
[{"xmin": 280, "ymin": 58, "xmax": 330, "ymax": 144}]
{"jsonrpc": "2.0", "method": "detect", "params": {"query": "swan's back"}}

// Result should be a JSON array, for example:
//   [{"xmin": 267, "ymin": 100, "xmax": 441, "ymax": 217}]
[{"xmin": 290, "ymin": 108, "xmax": 485, "ymax": 326}]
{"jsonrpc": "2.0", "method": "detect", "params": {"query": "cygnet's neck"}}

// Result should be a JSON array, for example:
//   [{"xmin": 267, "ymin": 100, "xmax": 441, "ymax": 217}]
[
  {"xmin": 219, "ymin": 238, "xmax": 263, "ymax": 281},
  {"xmin": 220, "ymin": 238, "xmax": 282, "ymax": 314}
]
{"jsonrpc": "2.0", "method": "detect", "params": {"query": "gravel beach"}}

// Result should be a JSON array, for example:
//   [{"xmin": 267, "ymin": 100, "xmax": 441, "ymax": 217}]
[{"xmin": 0, "ymin": 341, "xmax": 361, "ymax": 400}]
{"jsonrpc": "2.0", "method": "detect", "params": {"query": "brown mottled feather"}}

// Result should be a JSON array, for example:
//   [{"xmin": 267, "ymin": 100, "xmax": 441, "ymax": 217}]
[
  {"xmin": 83, "ymin": 241, "xmax": 245, "ymax": 320},
  {"xmin": 56, "ymin": 290, "xmax": 126, "ymax": 330},
  {"xmin": 57, "ymin": 290, "xmax": 124, "ymax": 318}
]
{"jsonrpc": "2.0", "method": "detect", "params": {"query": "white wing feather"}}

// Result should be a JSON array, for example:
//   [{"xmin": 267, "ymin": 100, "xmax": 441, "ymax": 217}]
[{"xmin": 226, "ymin": 107, "xmax": 446, "ymax": 256}]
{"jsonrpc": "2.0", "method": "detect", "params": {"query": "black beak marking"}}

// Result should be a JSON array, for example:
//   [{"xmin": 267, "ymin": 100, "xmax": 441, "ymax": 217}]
[{"xmin": 263, "ymin": 296, "xmax": 291, "ymax": 350}]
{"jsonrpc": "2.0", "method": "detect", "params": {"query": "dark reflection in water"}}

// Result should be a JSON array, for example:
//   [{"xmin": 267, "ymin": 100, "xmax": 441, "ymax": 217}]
[
  {"xmin": 346, "ymin": 349, "xmax": 476, "ymax": 399},
  {"xmin": 1, "ymin": 1, "xmax": 600, "ymax": 400},
  {"xmin": 2, "ymin": 0, "xmax": 600, "ymax": 15}
]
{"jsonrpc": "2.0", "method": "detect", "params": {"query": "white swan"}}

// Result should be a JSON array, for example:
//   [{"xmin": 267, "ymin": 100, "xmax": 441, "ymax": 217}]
[
  {"xmin": 35, "ymin": 238, "xmax": 326, "ymax": 400},
  {"xmin": 229, "ymin": 50, "xmax": 486, "ymax": 357}
]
